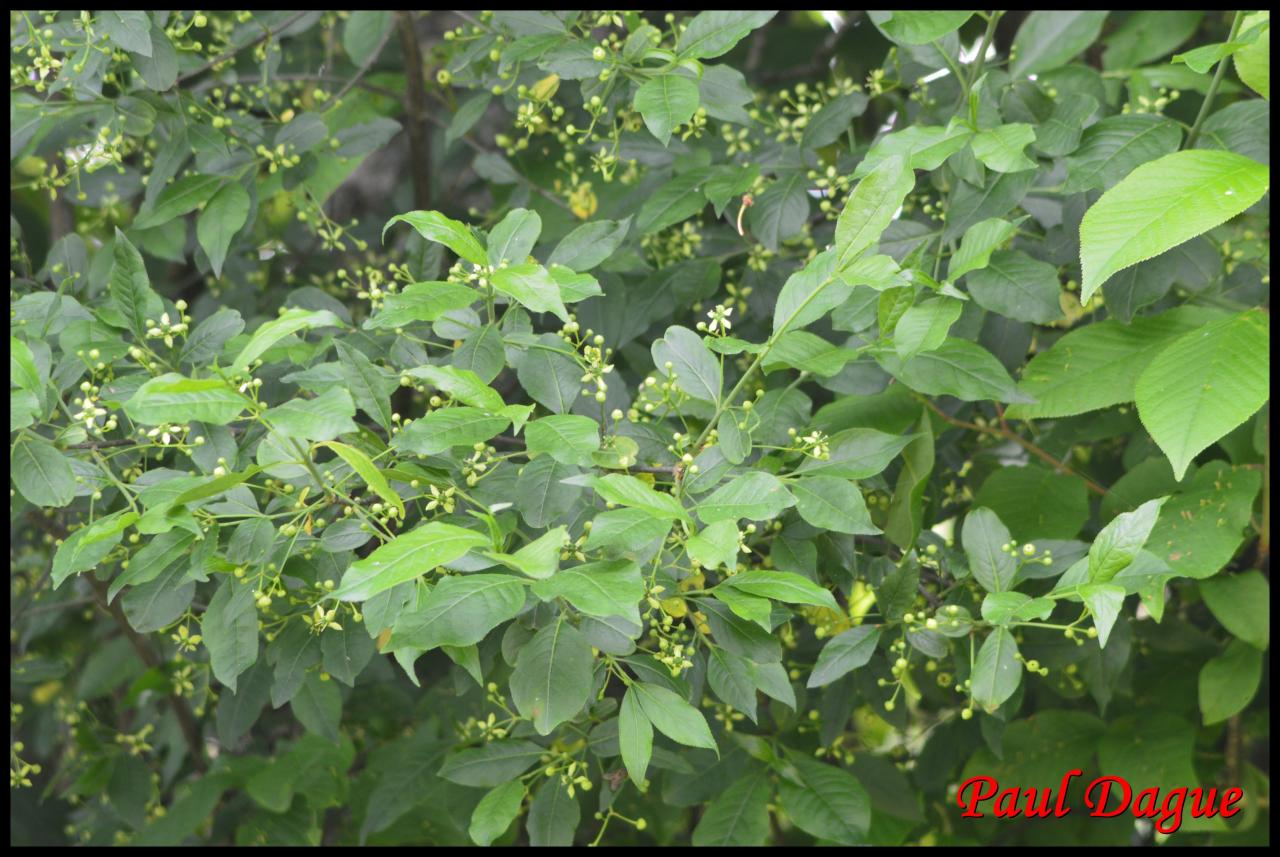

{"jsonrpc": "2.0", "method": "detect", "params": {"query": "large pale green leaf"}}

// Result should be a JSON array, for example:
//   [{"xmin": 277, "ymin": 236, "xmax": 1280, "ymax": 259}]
[
  {"xmin": 1134, "ymin": 309, "xmax": 1270, "ymax": 479},
  {"xmin": 1079, "ymin": 150, "xmax": 1270, "ymax": 302}
]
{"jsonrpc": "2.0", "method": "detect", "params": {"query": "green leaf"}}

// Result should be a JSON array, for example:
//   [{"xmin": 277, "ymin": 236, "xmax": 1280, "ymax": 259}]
[
  {"xmin": 231, "ymin": 308, "xmax": 345, "ymax": 374},
  {"xmin": 202, "ymin": 579, "xmax": 259, "ymax": 693},
  {"xmin": 618, "ymin": 687, "xmax": 653, "ymax": 787},
  {"xmin": 364, "ymin": 281, "xmax": 478, "ymax": 329},
  {"xmin": 11, "ymin": 435, "xmax": 76, "ymax": 508},
  {"xmin": 510, "ymin": 619, "xmax": 594, "ymax": 734},
  {"xmin": 1233, "ymin": 13, "xmax": 1269, "ymax": 100},
  {"xmin": 332, "ymin": 522, "xmax": 490, "ymax": 602},
  {"xmin": 1079, "ymin": 582, "xmax": 1126, "ymax": 648},
  {"xmin": 99, "ymin": 11, "xmax": 153, "ymax": 55},
  {"xmin": 1063, "ymin": 114, "xmax": 1183, "ymax": 194},
  {"xmin": 973, "ymin": 465, "xmax": 1089, "ymax": 541},
  {"xmin": 636, "ymin": 169, "xmax": 713, "ymax": 233},
  {"xmin": 1199, "ymin": 640, "xmax": 1263, "ymax": 725},
  {"xmin": 685, "ymin": 520, "xmax": 740, "ymax": 571},
  {"xmin": 1011, "ymin": 11, "xmax": 1108, "ymax": 76},
  {"xmin": 10, "ymin": 336, "xmax": 42, "ymax": 393},
  {"xmin": 547, "ymin": 218, "xmax": 631, "ymax": 271},
  {"xmin": 438, "ymin": 740, "xmax": 544, "ymax": 788},
  {"xmin": 392, "ymin": 407, "xmax": 509, "ymax": 456},
  {"xmin": 971, "ymin": 125, "xmax": 1038, "ymax": 173},
  {"xmin": 965, "ymin": 250, "xmax": 1062, "ymax": 325},
  {"xmin": 719, "ymin": 569, "xmax": 838, "ymax": 611},
  {"xmin": 963, "ymin": 508, "xmax": 1017, "ymax": 594},
  {"xmin": 389, "ymin": 573, "xmax": 527, "ymax": 652},
  {"xmin": 487, "ymin": 527, "xmax": 567, "ymax": 580},
  {"xmin": 893, "ymin": 297, "xmax": 963, "ymax": 361},
  {"xmin": 875, "ymin": 339, "xmax": 1030, "ymax": 404},
  {"xmin": 469, "ymin": 779, "xmax": 525, "ymax": 846},
  {"xmin": 109, "ymin": 229, "xmax": 164, "ymax": 340},
  {"xmin": 948, "ymin": 218, "xmax": 1020, "ymax": 280},
  {"xmin": 691, "ymin": 766, "xmax": 771, "ymax": 845},
  {"xmin": 1006, "ymin": 306, "xmax": 1224, "ymax": 420},
  {"xmin": 402, "ymin": 364, "xmax": 503, "ymax": 411},
  {"xmin": 772, "ymin": 249, "xmax": 846, "ymax": 337},
  {"xmin": 697, "ymin": 472, "xmax": 795, "ymax": 523},
  {"xmin": 790, "ymin": 476, "xmax": 880, "ymax": 535},
  {"xmin": 384, "ymin": 210, "xmax": 488, "ymax": 266},
  {"xmin": 1199, "ymin": 571, "xmax": 1269, "ymax": 650},
  {"xmin": 487, "ymin": 208, "xmax": 542, "ymax": 266},
  {"xmin": 316, "ymin": 441, "xmax": 403, "ymax": 519},
  {"xmin": 981, "ymin": 592, "xmax": 1055, "ymax": 625},
  {"xmin": 870, "ymin": 10, "xmax": 974, "ymax": 45},
  {"xmin": 1135, "ymin": 309, "xmax": 1270, "ymax": 479},
  {"xmin": 342, "ymin": 10, "xmax": 392, "ymax": 65},
  {"xmin": 124, "ymin": 373, "xmax": 248, "ymax": 425},
  {"xmin": 632, "ymin": 682, "xmax": 717, "ymax": 751},
  {"xmin": 593, "ymin": 473, "xmax": 690, "ymax": 521},
  {"xmin": 52, "ymin": 510, "xmax": 138, "ymax": 588},
  {"xmin": 1145, "ymin": 461, "xmax": 1261, "ymax": 581},
  {"xmin": 445, "ymin": 92, "xmax": 493, "ymax": 150},
  {"xmin": 801, "ymin": 92, "xmax": 869, "ymax": 149},
  {"xmin": 1089, "ymin": 497, "xmax": 1167, "ymax": 583},
  {"xmin": 524, "ymin": 415, "xmax": 600, "ymax": 465},
  {"xmin": 635, "ymin": 74, "xmax": 700, "ymax": 147},
  {"xmin": 264, "ymin": 388, "xmax": 358, "ymax": 441},
  {"xmin": 133, "ymin": 174, "xmax": 222, "ymax": 230},
  {"xmin": 532, "ymin": 560, "xmax": 644, "ymax": 622},
  {"xmin": 808, "ymin": 626, "xmax": 881, "ymax": 688},
  {"xmin": 196, "ymin": 182, "xmax": 251, "ymax": 278},
  {"xmin": 490, "ymin": 263, "xmax": 570, "ymax": 322},
  {"xmin": 971, "ymin": 627, "xmax": 1021, "ymax": 711},
  {"xmin": 748, "ymin": 170, "xmax": 810, "ymax": 251},
  {"xmin": 835, "ymin": 155, "xmax": 915, "ymax": 269},
  {"xmin": 526, "ymin": 779, "xmax": 580, "ymax": 846},
  {"xmin": 651, "ymin": 325, "xmax": 722, "ymax": 405},
  {"xmin": 776, "ymin": 755, "xmax": 871, "ymax": 844},
  {"xmin": 676, "ymin": 10, "xmax": 775, "ymax": 59},
  {"xmin": 854, "ymin": 120, "xmax": 973, "ymax": 178},
  {"xmin": 1079, "ymin": 150, "xmax": 1270, "ymax": 303}
]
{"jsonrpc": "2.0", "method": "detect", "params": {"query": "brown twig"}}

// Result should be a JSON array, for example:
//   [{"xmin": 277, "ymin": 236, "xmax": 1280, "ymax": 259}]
[
  {"xmin": 396, "ymin": 11, "xmax": 433, "ymax": 209},
  {"xmin": 22, "ymin": 513, "xmax": 208, "ymax": 772},
  {"xmin": 921, "ymin": 398, "xmax": 1108, "ymax": 497}
]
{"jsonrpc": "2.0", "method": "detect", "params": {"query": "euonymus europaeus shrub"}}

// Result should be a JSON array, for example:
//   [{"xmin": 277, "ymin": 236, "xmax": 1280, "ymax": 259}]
[{"xmin": 8, "ymin": 9, "xmax": 1272, "ymax": 847}]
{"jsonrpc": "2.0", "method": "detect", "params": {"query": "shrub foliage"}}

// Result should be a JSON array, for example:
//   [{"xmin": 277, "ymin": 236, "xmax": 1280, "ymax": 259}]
[{"xmin": 9, "ymin": 9, "xmax": 1271, "ymax": 846}]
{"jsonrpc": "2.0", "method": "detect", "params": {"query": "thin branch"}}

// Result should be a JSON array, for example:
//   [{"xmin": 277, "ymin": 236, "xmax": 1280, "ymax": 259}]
[
  {"xmin": 396, "ymin": 11, "xmax": 433, "ymax": 209},
  {"xmin": 491, "ymin": 434, "xmax": 677, "ymax": 475},
  {"xmin": 176, "ymin": 11, "xmax": 311, "ymax": 84},
  {"xmin": 328, "ymin": 15, "xmax": 397, "ymax": 105}
]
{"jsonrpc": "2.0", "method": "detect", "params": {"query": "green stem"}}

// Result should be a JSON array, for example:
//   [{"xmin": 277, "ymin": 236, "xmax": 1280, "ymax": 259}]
[{"xmin": 1185, "ymin": 11, "xmax": 1245, "ymax": 149}]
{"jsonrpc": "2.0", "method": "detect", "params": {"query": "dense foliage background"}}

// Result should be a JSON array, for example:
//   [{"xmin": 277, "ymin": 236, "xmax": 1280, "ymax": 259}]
[{"xmin": 9, "ymin": 10, "xmax": 1271, "ymax": 846}]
